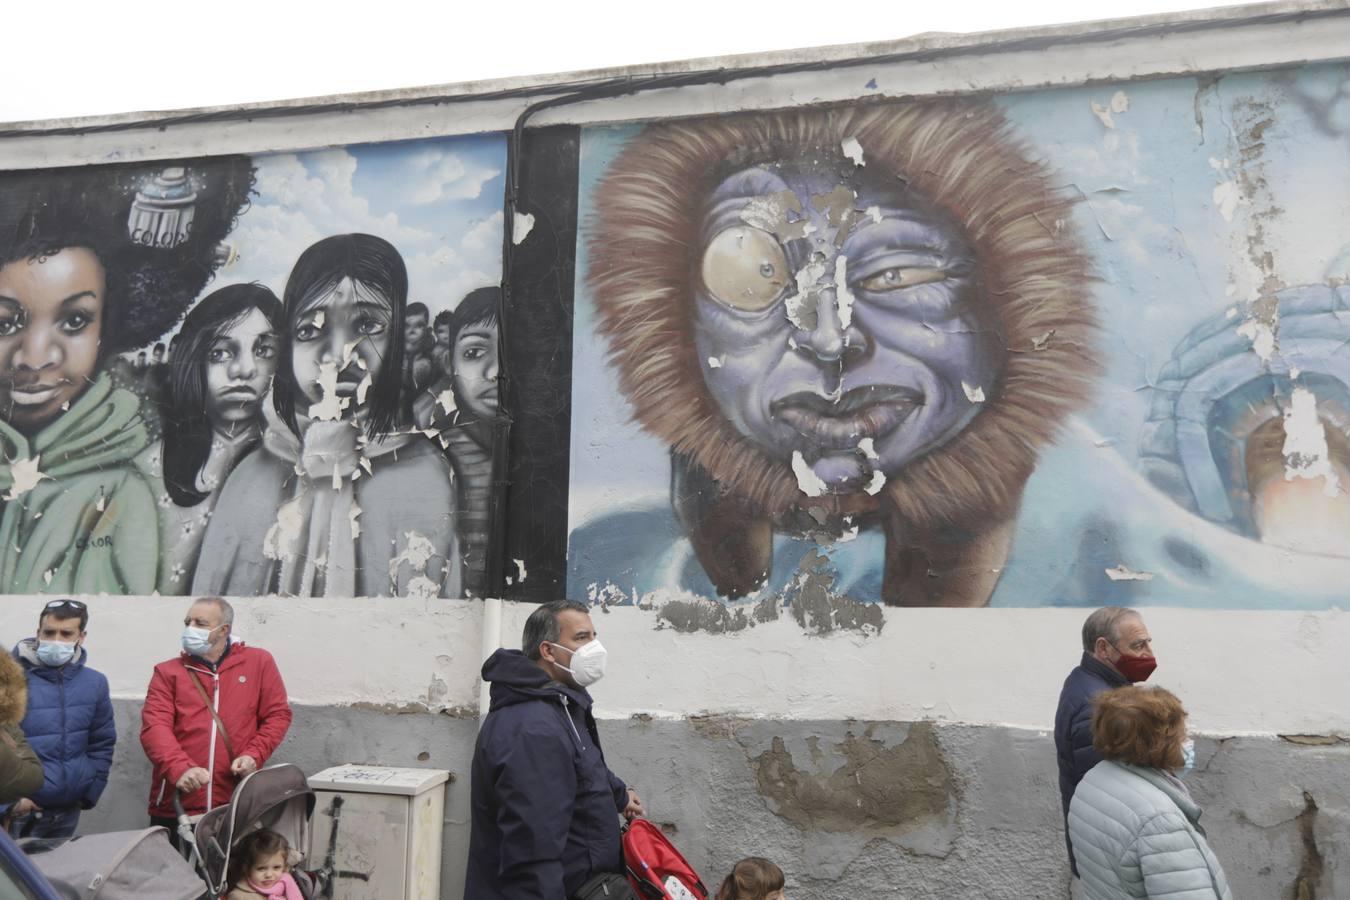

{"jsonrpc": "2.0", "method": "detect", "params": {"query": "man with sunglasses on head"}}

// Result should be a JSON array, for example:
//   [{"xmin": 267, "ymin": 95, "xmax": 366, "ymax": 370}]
[
  {"xmin": 5, "ymin": 599, "xmax": 115, "ymax": 839},
  {"xmin": 140, "ymin": 597, "xmax": 292, "ymax": 838}
]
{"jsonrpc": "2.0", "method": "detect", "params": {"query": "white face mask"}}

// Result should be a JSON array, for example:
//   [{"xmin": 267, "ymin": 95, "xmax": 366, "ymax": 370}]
[{"xmin": 548, "ymin": 639, "xmax": 608, "ymax": 687}]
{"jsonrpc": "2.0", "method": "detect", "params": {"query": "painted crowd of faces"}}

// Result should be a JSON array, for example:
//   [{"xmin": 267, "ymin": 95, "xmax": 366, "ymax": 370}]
[
  {"xmin": 0, "ymin": 139, "xmax": 506, "ymax": 599},
  {"xmin": 567, "ymin": 62, "xmax": 1350, "ymax": 610}
]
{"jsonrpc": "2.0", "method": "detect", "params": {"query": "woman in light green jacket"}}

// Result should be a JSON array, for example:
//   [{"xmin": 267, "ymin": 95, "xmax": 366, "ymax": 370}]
[{"xmin": 0, "ymin": 159, "xmax": 254, "ymax": 594}]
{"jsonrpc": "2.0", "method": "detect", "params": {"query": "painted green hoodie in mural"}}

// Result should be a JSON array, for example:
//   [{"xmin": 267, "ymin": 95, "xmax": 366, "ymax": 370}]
[{"xmin": 0, "ymin": 376, "xmax": 159, "ymax": 595}]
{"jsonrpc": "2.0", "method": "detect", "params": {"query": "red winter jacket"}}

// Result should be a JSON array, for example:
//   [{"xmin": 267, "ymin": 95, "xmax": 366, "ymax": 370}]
[{"xmin": 140, "ymin": 642, "xmax": 292, "ymax": 817}]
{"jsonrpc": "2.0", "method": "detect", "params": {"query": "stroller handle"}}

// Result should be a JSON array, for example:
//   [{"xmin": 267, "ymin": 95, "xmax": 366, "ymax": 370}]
[{"xmin": 172, "ymin": 789, "xmax": 188, "ymax": 822}]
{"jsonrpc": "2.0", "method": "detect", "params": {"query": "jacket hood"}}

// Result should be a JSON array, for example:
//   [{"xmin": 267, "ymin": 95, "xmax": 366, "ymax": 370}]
[
  {"xmin": 1118, "ymin": 762, "xmax": 1202, "ymax": 823},
  {"xmin": 0, "ymin": 651, "xmax": 27, "ymax": 726},
  {"xmin": 13, "ymin": 637, "xmax": 88, "ymax": 677},
  {"xmin": 482, "ymin": 648, "xmax": 591, "ymax": 712},
  {"xmin": 0, "ymin": 376, "xmax": 149, "ymax": 491}
]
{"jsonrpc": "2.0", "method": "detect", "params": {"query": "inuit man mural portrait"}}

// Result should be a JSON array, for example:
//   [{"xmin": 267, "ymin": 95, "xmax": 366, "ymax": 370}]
[
  {"xmin": 0, "ymin": 159, "xmax": 254, "ymax": 595},
  {"xmin": 588, "ymin": 99, "xmax": 1097, "ymax": 606},
  {"xmin": 194, "ymin": 233, "xmax": 460, "ymax": 598}
]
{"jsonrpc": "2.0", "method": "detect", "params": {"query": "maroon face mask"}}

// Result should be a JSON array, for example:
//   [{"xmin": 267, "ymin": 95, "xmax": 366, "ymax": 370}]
[{"xmin": 1114, "ymin": 652, "xmax": 1157, "ymax": 683}]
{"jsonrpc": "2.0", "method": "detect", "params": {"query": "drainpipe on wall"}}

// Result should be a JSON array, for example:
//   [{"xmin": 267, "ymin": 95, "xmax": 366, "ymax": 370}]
[{"xmin": 478, "ymin": 596, "xmax": 504, "ymax": 724}]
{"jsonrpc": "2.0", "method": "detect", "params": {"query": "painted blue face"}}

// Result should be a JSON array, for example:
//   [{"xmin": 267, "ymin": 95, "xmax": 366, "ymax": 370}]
[{"xmin": 693, "ymin": 162, "xmax": 1004, "ymax": 495}]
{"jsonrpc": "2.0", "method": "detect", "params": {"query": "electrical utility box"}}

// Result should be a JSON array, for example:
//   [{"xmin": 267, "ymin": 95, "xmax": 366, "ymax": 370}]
[{"xmin": 306, "ymin": 765, "xmax": 451, "ymax": 900}]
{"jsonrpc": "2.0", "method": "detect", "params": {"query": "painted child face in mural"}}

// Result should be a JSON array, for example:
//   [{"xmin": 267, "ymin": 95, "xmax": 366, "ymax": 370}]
[
  {"xmin": 405, "ymin": 311, "xmax": 429, "ymax": 353},
  {"xmin": 291, "ymin": 276, "xmax": 392, "ymax": 414},
  {"xmin": 453, "ymin": 318, "xmax": 500, "ymax": 420},
  {"xmin": 0, "ymin": 247, "xmax": 105, "ymax": 435},
  {"xmin": 204, "ymin": 306, "xmax": 279, "ymax": 430},
  {"xmin": 693, "ymin": 162, "xmax": 1003, "ymax": 494}
]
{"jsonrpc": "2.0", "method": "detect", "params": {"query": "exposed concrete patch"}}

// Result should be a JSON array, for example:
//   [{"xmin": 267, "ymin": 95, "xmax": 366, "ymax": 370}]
[
  {"xmin": 1280, "ymin": 734, "xmax": 1349, "ymax": 746},
  {"xmin": 784, "ymin": 551, "xmax": 884, "ymax": 635},
  {"xmin": 751, "ymin": 722, "xmax": 955, "ymax": 854},
  {"xmin": 655, "ymin": 594, "xmax": 781, "ymax": 634},
  {"xmin": 1294, "ymin": 791, "xmax": 1323, "ymax": 900}
]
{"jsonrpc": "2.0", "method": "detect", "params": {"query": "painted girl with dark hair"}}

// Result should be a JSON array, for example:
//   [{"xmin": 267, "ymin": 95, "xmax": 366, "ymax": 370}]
[
  {"xmin": 0, "ymin": 158, "xmax": 254, "ymax": 594},
  {"xmin": 194, "ymin": 234, "xmax": 460, "ymax": 598},
  {"xmin": 136, "ymin": 284, "xmax": 283, "ymax": 593}
]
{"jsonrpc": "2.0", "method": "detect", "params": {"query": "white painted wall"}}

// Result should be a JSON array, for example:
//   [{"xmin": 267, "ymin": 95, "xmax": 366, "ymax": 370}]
[{"xmin": 4, "ymin": 598, "xmax": 1342, "ymax": 737}]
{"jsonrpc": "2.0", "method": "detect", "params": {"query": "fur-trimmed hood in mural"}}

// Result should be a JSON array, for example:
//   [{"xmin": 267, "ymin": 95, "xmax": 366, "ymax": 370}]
[{"xmin": 586, "ymin": 99, "xmax": 1098, "ymax": 606}]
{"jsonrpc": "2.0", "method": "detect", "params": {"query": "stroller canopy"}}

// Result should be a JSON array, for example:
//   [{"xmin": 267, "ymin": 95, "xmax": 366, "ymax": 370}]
[
  {"xmin": 192, "ymin": 764, "xmax": 315, "ymax": 894},
  {"xmin": 23, "ymin": 828, "xmax": 204, "ymax": 900}
]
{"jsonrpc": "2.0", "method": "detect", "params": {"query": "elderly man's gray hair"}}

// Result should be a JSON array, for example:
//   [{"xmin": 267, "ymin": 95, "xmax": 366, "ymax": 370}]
[
  {"xmin": 522, "ymin": 600, "xmax": 590, "ymax": 660},
  {"xmin": 1081, "ymin": 606, "xmax": 1140, "ymax": 653},
  {"xmin": 193, "ymin": 596, "xmax": 235, "ymax": 627}
]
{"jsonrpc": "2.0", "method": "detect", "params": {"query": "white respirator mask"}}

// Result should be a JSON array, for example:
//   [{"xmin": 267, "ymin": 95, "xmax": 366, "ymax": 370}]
[{"xmin": 547, "ymin": 639, "xmax": 608, "ymax": 687}]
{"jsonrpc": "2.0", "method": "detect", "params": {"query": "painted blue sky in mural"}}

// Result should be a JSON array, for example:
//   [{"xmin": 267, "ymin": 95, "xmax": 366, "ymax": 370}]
[
  {"xmin": 567, "ymin": 62, "xmax": 1350, "ymax": 609},
  {"xmin": 225, "ymin": 134, "xmax": 506, "ymax": 318}
]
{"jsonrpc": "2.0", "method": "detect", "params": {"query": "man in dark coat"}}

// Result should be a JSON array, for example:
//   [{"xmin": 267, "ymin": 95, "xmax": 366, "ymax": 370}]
[
  {"xmin": 7, "ymin": 599, "xmax": 115, "ymax": 838},
  {"xmin": 466, "ymin": 599, "xmax": 643, "ymax": 900},
  {"xmin": 1054, "ymin": 606, "xmax": 1156, "ymax": 880}
]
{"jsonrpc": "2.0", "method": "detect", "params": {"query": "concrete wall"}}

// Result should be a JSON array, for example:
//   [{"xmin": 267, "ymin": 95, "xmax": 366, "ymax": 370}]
[{"xmin": 4, "ymin": 597, "xmax": 1343, "ymax": 897}]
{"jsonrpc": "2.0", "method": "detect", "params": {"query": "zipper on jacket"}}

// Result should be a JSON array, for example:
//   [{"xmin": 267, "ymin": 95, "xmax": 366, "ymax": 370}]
[
  {"xmin": 155, "ymin": 778, "xmax": 167, "ymax": 807},
  {"xmin": 558, "ymin": 695, "xmax": 586, "ymax": 750}
]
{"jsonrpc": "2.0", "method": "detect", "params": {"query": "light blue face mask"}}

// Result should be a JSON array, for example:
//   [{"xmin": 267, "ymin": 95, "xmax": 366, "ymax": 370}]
[
  {"xmin": 181, "ymin": 625, "xmax": 218, "ymax": 657},
  {"xmin": 35, "ymin": 641, "xmax": 76, "ymax": 667},
  {"xmin": 1180, "ymin": 738, "xmax": 1196, "ymax": 775}
]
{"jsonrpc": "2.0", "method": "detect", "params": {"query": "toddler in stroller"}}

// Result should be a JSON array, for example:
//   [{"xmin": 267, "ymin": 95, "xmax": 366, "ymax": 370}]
[
  {"xmin": 176, "ymin": 764, "xmax": 325, "ymax": 899},
  {"xmin": 226, "ymin": 830, "xmax": 302, "ymax": 899}
]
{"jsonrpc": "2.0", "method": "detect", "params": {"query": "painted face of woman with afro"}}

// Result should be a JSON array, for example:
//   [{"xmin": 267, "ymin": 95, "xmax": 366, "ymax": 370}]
[
  {"xmin": 693, "ymin": 160, "xmax": 1004, "ymax": 494},
  {"xmin": 0, "ymin": 247, "xmax": 105, "ymax": 435}
]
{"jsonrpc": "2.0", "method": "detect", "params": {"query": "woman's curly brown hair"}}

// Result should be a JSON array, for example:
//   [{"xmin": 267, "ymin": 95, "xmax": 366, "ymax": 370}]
[{"xmin": 1092, "ymin": 686, "xmax": 1188, "ymax": 771}]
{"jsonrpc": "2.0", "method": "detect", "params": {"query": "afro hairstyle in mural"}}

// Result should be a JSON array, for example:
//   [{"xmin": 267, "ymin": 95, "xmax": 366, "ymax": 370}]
[
  {"xmin": 587, "ymin": 98, "xmax": 1098, "ymax": 606},
  {"xmin": 0, "ymin": 156, "xmax": 255, "ymax": 355}
]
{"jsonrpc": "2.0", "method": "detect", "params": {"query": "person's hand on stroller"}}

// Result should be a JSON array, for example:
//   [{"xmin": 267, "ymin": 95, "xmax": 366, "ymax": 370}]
[
  {"xmin": 622, "ymin": 788, "xmax": 644, "ymax": 820},
  {"xmin": 11, "ymin": 797, "xmax": 39, "ymax": 817},
  {"xmin": 176, "ymin": 767, "xmax": 211, "ymax": 793},
  {"xmin": 230, "ymin": 754, "xmax": 258, "ymax": 776}
]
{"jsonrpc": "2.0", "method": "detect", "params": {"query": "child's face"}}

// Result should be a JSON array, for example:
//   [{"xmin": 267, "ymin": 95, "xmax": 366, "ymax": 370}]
[
  {"xmin": 291, "ymin": 277, "xmax": 392, "ymax": 415},
  {"xmin": 451, "ymin": 319, "xmax": 499, "ymax": 420},
  {"xmin": 248, "ymin": 849, "xmax": 287, "ymax": 888},
  {"xmin": 0, "ymin": 247, "xmax": 105, "ymax": 434}
]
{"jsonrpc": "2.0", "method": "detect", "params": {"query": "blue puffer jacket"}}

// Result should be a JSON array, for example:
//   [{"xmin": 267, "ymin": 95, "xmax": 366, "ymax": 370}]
[
  {"xmin": 11, "ymin": 640, "xmax": 116, "ymax": 810},
  {"xmin": 1055, "ymin": 652, "xmax": 1128, "ymax": 872},
  {"xmin": 465, "ymin": 649, "xmax": 628, "ymax": 900}
]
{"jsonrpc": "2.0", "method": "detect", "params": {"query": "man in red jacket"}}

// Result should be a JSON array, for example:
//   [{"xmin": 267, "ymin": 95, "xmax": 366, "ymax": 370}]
[{"xmin": 140, "ymin": 597, "xmax": 292, "ymax": 833}]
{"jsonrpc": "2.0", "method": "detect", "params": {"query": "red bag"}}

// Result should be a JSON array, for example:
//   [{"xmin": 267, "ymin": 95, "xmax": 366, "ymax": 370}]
[{"xmin": 622, "ymin": 818, "xmax": 710, "ymax": 899}]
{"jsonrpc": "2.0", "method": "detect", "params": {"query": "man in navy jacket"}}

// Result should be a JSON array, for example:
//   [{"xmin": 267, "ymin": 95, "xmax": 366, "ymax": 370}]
[
  {"xmin": 466, "ymin": 600, "xmax": 642, "ymax": 900},
  {"xmin": 1054, "ymin": 606, "xmax": 1156, "ymax": 879},
  {"xmin": 7, "ymin": 599, "xmax": 115, "ymax": 839}
]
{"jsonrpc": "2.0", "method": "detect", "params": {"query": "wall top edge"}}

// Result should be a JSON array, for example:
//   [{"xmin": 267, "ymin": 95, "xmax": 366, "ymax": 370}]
[{"xmin": 0, "ymin": 0, "xmax": 1341, "ymax": 138}]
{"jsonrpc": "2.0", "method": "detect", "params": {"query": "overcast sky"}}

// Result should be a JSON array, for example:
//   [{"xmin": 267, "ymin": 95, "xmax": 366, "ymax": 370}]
[{"xmin": 4, "ymin": 0, "xmax": 1260, "ymax": 124}]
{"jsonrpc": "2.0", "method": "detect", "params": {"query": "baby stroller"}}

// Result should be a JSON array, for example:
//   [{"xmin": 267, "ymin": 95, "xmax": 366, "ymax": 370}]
[
  {"xmin": 20, "ymin": 827, "xmax": 208, "ymax": 899},
  {"xmin": 175, "ymin": 764, "xmax": 326, "ymax": 899}
]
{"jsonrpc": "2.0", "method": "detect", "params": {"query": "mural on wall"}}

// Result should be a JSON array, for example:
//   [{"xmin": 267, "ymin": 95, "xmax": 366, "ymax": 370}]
[
  {"xmin": 567, "ymin": 63, "xmax": 1350, "ymax": 610},
  {"xmin": 0, "ymin": 136, "xmax": 506, "ymax": 598}
]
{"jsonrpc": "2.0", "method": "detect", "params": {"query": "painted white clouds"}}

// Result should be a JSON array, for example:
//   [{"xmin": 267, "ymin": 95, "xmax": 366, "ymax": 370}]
[
  {"xmin": 221, "ymin": 143, "xmax": 502, "ymax": 315},
  {"xmin": 398, "ymin": 147, "xmax": 501, "ymax": 206}
]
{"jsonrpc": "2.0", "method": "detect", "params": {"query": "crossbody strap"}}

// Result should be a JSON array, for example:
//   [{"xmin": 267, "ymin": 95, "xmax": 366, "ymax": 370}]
[{"xmin": 186, "ymin": 669, "xmax": 237, "ymax": 763}]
